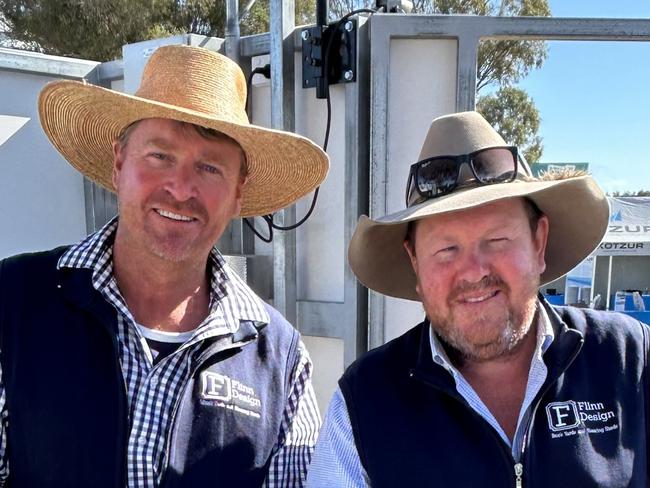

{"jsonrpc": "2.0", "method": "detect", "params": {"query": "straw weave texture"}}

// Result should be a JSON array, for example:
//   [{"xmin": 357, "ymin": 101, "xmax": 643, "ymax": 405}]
[{"xmin": 38, "ymin": 45, "xmax": 329, "ymax": 217}]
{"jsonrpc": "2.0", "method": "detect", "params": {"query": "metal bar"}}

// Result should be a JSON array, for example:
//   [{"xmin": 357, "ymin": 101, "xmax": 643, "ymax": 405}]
[
  {"xmin": 316, "ymin": 0, "xmax": 328, "ymax": 27},
  {"xmin": 270, "ymin": 0, "xmax": 297, "ymax": 325},
  {"xmin": 95, "ymin": 59, "xmax": 124, "ymax": 86},
  {"xmin": 83, "ymin": 179, "xmax": 97, "ymax": 234},
  {"xmin": 225, "ymin": 0, "xmax": 241, "ymax": 63},
  {"xmin": 0, "ymin": 47, "xmax": 98, "ymax": 79},
  {"xmin": 367, "ymin": 15, "xmax": 650, "ymax": 41},
  {"xmin": 606, "ymin": 255, "xmax": 613, "ymax": 310},
  {"xmin": 367, "ymin": 17, "xmax": 393, "ymax": 349},
  {"xmin": 223, "ymin": 0, "xmax": 245, "ymax": 255},
  {"xmin": 239, "ymin": 15, "xmax": 650, "ymax": 60},
  {"xmin": 590, "ymin": 255, "xmax": 597, "ymax": 304},
  {"xmin": 240, "ymin": 32, "xmax": 271, "ymax": 58},
  {"xmin": 456, "ymin": 33, "xmax": 479, "ymax": 111},
  {"xmin": 342, "ymin": 17, "xmax": 370, "ymax": 364}
]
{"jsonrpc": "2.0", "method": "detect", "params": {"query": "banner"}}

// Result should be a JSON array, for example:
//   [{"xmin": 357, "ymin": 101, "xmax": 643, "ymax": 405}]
[{"xmin": 597, "ymin": 197, "xmax": 650, "ymax": 256}]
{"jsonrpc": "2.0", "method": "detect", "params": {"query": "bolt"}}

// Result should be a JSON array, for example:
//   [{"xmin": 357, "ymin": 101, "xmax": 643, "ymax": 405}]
[
  {"xmin": 344, "ymin": 70, "xmax": 354, "ymax": 81},
  {"xmin": 301, "ymin": 30, "xmax": 311, "ymax": 41},
  {"xmin": 344, "ymin": 21, "xmax": 354, "ymax": 32}
]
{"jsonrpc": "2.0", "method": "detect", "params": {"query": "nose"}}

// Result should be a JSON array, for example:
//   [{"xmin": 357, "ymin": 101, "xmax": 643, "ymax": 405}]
[
  {"xmin": 455, "ymin": 246, "xmax": 490, "ymax": 285},
  {"xmin": 163, "ymin": 163, "xmax": 199, "ymax": 202}
]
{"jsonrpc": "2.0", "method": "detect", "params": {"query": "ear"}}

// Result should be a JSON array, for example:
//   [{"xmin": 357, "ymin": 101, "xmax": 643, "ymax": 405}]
[
  {"xmin": 533, "ymin": 214, "xmax": 550, "ymax": 274},
  {"xmin": 111, "ymin": 141, "xmax": 123, "ymax": 190},
  {"xmin": 403, "ymin": 237, "xmax": 418, "ymax": 272},
  {"xmin": 232, "ymin": 175, "xmax": 247, "ymax": 217},
  {"xmin": 403, "ymin": 238, "xmax": 422, "ymax": 296}
]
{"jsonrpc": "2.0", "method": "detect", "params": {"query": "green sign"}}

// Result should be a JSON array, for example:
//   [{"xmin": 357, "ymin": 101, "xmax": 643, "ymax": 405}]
[{"xmin": 530, "ymin": 162, "xmax": 589, "ymax": 177}]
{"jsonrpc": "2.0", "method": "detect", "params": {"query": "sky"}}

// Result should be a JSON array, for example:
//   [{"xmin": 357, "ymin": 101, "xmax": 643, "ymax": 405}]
[{"xmin": 516, "ymin": 0, "xmax": 650, "ymax": 193}]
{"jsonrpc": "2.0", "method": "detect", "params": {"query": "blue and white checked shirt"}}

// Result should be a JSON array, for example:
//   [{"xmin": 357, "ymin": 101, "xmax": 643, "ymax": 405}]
[
  {"xmin": 307, "ymin": 305, "xmax": 554, "ymax": 487},
  {"xmin": 0, "ymin": 217, "xmax": 321, "ymax": 487}
]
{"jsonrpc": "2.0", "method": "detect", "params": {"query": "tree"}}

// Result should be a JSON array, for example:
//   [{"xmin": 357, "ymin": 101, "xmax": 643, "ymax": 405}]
[
  {"xmin": 0, "ymin": 0, "xmax": 316, "ymax": 61},
  {"xmin": 477, "ymin": 86, "xmax": 542, "ymax": 163}
]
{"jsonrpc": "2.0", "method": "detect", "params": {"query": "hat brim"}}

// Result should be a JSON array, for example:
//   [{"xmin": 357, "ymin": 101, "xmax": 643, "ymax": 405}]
[
  {"xmin": 349, "ymin": 176, "xmax": 609, "ymax": 301},
  {"xmin": 38, "ymin": 80, "xmax": 329, "ymax": 218}
]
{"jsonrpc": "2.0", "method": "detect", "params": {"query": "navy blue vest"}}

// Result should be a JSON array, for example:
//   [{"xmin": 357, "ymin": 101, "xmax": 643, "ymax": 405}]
[
  {"xmin": 340, "ymin": 305, "xmax": 649, "ymax": 487},
  {"xmin": 0, "ymin": 248, "xmax": 299, "ymax": 488}
]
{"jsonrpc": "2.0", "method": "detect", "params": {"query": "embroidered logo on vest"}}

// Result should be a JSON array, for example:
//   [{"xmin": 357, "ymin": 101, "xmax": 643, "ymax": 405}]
[
  {"xmin": 545, "ymin": 400, "xmax": 618, "ymax": 439},
  {"xmin": 200, "ymin": 371, "xmax": 262, "ymax": 418}
]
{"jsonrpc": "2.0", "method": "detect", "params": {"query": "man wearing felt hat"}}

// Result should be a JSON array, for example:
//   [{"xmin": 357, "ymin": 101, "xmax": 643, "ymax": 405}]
[
  {"xmin": 307, "ymin": 111, "xmax": 649, "ymax": 487},
  {"xmin": 0, "ymin": 45, "xmax": 328, "ymax": 487}
]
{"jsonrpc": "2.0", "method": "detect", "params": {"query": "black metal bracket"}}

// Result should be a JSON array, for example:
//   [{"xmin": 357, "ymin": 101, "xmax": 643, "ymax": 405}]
[{"xmin": 301, "ymin": 18, "xmax": 358, "ymax": 99}]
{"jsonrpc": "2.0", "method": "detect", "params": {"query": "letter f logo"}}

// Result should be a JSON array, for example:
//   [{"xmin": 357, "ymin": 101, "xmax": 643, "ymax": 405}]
[{"xmin": 546, "ymin": 401, "xmax": 580, "ymax": 431}]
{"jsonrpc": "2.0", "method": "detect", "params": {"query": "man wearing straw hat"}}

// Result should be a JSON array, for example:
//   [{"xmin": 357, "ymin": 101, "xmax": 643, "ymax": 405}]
[
  {"xmin": 307, "ymin": 111, "xmax": 649, "ymax": 487},
  {"xmin": 0, "ymin": 45, "xmax": 328, "ymax": 487}
]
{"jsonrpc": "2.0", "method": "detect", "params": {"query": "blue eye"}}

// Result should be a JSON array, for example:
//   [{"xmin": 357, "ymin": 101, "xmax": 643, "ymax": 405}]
[{"xmin": 200, "ymin": 163, "xmax": 220, "ymax": 174}]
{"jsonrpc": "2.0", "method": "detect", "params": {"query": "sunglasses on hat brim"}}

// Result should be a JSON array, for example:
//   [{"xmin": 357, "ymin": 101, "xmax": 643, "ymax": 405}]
[{"xmin": 405, "ymin": 146, "xmax": 519, "ymax": 208}]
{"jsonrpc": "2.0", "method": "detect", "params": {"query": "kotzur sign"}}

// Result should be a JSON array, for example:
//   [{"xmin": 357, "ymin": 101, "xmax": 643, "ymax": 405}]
[{"xmin": 598, "ymin": 197, "xmax": 650, "ymax": 256}]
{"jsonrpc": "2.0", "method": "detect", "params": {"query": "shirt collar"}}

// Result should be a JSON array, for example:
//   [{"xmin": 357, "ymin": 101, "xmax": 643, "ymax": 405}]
[
  {"xmin": 57, "ymin": 216, "xmax": 269, "ymax": 327},
  {"xmin": 429, "ymin": 299, "xmax": 555, "ymax": 375}
]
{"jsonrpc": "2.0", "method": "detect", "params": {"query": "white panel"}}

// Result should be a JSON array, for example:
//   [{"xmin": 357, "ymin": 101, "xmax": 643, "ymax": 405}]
[
  {"xmin": 302, "ymin": 334, "xmax": 345, "ymax": 415},
  {"xmin": 384, "ymin": 296, "xmax": 426, "ymax": 342},
  {"xmin": 383, "ymin": 38, "xmax": 458, "ymax": 341},
  {"xmin": 248, "ymin": 52, "xmax": 345, "ymax": 302},
  {"xmin": 294, "ymin": 50, "xmax": 345, "ymax": 303},
  {"xmin": 0, "ymin": 70, "xmax": 87, "ymax": 259}
]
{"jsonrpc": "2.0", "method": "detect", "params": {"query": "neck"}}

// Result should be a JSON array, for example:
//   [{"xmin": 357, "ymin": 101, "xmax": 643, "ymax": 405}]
[
  {"xmin": 446, "ymin": 321, "xmax": 539, "ymax": 442},
  {"xmin": 112, "ymin": 232, "xmax": 211, "ymax": 333}
]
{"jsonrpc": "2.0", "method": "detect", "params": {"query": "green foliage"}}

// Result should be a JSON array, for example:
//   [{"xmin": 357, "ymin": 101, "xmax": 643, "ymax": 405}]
[
  {"xmin": 0, "ymin": 0, "xmax": 316, "ymax": 61},
  {"xmin": 477, "ymin": 86, "xmax": 542, "ymax": 163},
  {"xmin": 1, "ymin": 0, "xmax": 176, "ymax": 60}
]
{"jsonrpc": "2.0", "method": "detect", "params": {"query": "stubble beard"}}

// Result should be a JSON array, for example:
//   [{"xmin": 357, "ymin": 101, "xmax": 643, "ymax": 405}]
[
  {"xmin": 147, "ymin": 189, "xmax": 214, "ymax": 263},
  {"xmin": 426, "ymin": 274, "xmax": 540, "ymax": 363}
]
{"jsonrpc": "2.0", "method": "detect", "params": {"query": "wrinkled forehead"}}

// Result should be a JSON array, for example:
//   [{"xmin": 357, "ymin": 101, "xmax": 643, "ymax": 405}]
[{"xmin": 410, "ymin": 197, "xmax": 532, "ymax": 238}]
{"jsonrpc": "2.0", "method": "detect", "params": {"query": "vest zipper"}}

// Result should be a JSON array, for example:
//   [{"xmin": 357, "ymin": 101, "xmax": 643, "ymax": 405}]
[{"xmin": 514, "ymin": 462, "xmax": 523, "ymax": 488}]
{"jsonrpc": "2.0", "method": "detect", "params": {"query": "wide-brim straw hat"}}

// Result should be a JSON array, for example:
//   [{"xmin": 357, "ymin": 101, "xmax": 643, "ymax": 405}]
[
  {"xmin": 349, "ymin": 111, "xmax": 609, "ymax": 301},
  {"xmin": 38, "ymin": 44, "xmax": 329, "ymax": 217}
]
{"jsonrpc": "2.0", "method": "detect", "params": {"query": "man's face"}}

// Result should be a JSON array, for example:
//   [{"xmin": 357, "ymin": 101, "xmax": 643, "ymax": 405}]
[
  {"xmin": 112, "ymin": 118, "xmax": 245, "ymax": 264},
  {"xmin": 404, "ymin": 198, "xmax": 549, "ymax": 362}
]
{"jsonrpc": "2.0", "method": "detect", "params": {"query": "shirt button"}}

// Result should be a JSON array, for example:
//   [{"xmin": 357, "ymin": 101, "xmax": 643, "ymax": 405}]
[
  {"xmin": 150, "ymin": 376, "xmax": 159, "ymax": 387},
  {"xmin": 138, "ymin": 435, "xmax": 147, "ymax": 445}
]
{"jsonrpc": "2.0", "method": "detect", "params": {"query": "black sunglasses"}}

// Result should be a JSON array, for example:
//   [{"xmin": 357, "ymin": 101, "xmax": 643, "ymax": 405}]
[{"xmin": 405, "ymin": 146, "xmax": 519, "ymax": 207}]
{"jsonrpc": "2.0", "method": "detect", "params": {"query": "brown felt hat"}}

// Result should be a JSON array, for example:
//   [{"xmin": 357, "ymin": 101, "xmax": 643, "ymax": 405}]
[
  {"xmin": 38, "ymin": 44, "xmax": 329, "ymax": 217},
  {"xmin": 348, "ymin": 111, "xmax": 609, "ymax": 301}
]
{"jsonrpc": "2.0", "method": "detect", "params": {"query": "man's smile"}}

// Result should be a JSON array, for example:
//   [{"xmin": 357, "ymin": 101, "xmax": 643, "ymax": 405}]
[
  {"xmin": 154, "ymin": 208, "xmax": 197, "ymax": 223},
  {"xmin": 457, "ymin": 289, "xmax": 500, "ymax": 304}
]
